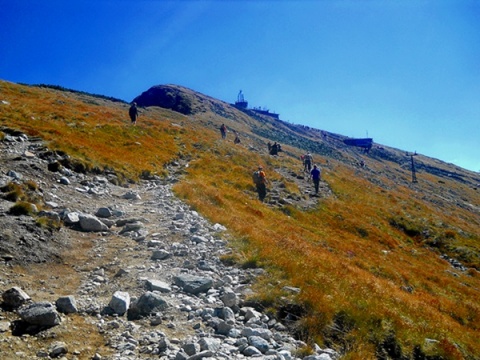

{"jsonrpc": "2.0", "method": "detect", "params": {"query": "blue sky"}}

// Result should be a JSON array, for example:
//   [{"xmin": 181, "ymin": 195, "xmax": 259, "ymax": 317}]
[{"xmin": 1, "ymin": 0, "xmax": 479, "ymax": 172}]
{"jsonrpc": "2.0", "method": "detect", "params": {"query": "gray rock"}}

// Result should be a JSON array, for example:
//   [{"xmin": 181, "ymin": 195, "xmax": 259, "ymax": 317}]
[
  {"xmin": 215, "ymin": 320, "xmax": 234, "ymax": 335},
  {"xmin": 7, "ymin": 170, "xmax": 22, "ymax": 180},
  {"xmin": 123, "ymin": 191, "xmax": 141, "ymax": 200},
  {"xmin": 49, "ymin": 341, "xmax": 68, "ymax": 357},
  {"xmin": 0, "ymin": 321, "xmax": 10, "ymax": 332},
  {"xmin": 242, "ymin": 327, "xmax": 273, "ymax": 340},
  {"xmin": 212, "ymin": 223, "xmax": 227, "ymax": 231},
  {"xmin": 243, "ymin": 345, "xmax": 262, "ymax": 356},
  {"xmin": 2, "ymin": 286, "xmax": 31, "ymax": 308},
  {"xmin": 130, "ymin": 291, "xmax": 169, "ymax": 317},
  {"xmin": 182, "ymin": 342, "xmax": 200, "ymax": 356},
  {"xmin": 221, "ymin": 306, "xmax": 235, "ymax": 322},
  {"xmin": 151, "ymin": 249, "xmax": 171, "ymax": 260},
  {"xmin": 146, "ymin": 279, "xmax": 171, "ymax": 293},
  {"xmin": 59, "ymin": 176, "xmax": 70, "ymax": 185},
  {"xmin": 100, "ymin": 218, "xmax": 116, "ymax": 228},
  {"xmin": 45, "ymin": 201, "xmax": 59, "ymax": 208},
  {"xmin": 279, "ymin": 350, "xmax": 294, "ymax": 360},
  {"xmin": 173, "ymin": 274, "xmax": 213, "ymax": 295},
  {"xmin": 220, "ymin": 289, "xmax": 238, "ymax": 308},
  {"xmin": 109, "ymin": 291, "xmax": 130, "ymax": 315},
  {"xmin": 248, "ymin": 335, "xmax": 270, "ymax": 353},
  {"xmin": 191, "ymin": 235, "xmax": 208, "ymax": 244},
  {"xmin": 18, "ymin": 301, "xmax": 61, "ymax": 326},
  {"xmin": 38, "ymin": 210, "xmax": 61, "ymax": 222},
  {"xmin": 56, "ymin": 295, "xmax": 78, "ymax": 314},
  {"xmin": 119, "ymin": 221, "xmax": 144, "ymax": 234},
  {"xmin": 78, "ymin": 214, "xmax": 108, "ymax": 232},
  {"xmin": 95, "ymin": 207, "xmax": 113, "ymax": 218},
  {"xmin": 175, "ymin": 351, "xmax": 189, "ymax": 360},
  {"xmin": 63, "ymin": 211, "xmax": 80, "ymax": 225},
  {"xmin": 243, "ymin": 307, "xmax": 262, "ymax": 321},
  {"xmin": 198, "ymin": 337, "xmax": 221, "ymax": 352},
  {"xmin": 115, "ymin": 217, "xmax": 144, "ymax": 226},
  {"xmin": 187, "ymin": 350, "xmax": 214, "ymax": 360}
]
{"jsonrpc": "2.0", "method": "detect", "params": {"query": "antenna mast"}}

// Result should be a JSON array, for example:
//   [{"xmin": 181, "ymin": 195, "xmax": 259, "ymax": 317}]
[{"xmin": 406, "ymin": 152, "xmax": 418, "ymax": 183}]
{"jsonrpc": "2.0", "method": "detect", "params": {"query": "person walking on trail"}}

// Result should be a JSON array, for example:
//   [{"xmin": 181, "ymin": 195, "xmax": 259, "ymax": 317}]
[
  {"xmin": 310, "ymin": 164, "xmax": 321, "ymax": 195},
  {"xmin": 304, "ymin": 153, "xmax": 313, "ymax": 172},
  {"xmin": 233, "ymin": 131, "xmax": 241, "ymax": 144},
  {"xmin": 270, "ymin": 142, "xmax": 279, "ymax": 155},
  {"xmin": 129, "ymin": 102, "xmax": 139, "ymax": 125},
  {"xmin": 252, "ymin": 166, "xmax": 268, "ymax": 202},
  {"xmin": 220, "ymin": 124, "xmax": 227, "ymax": 139}
]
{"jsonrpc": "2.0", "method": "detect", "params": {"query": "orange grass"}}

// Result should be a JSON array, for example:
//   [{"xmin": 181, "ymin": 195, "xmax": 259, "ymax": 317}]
[{"xmin": 1, "ymin": 80, "xmax": 479, "ymax": 359}]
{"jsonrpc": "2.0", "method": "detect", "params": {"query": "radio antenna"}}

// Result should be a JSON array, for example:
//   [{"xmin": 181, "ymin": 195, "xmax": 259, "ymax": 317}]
[{"xmin": 406, "ymin": 151, "xmax": 418, "ymax": 183}]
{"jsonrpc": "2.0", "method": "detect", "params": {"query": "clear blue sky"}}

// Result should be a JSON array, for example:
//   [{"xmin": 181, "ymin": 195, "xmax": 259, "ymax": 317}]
[{"xmin": 1, "ymin": 1, "xmax": 479, "ymax": 172}]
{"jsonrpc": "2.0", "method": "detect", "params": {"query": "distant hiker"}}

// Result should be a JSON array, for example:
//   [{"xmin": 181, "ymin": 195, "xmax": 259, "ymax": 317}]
[
  {"xmin": 220, "ymin": 124, "xmax": 227, "ymax": 139},
  {"xmin": 129, "ymin": 102, "xmax": 138, "ymax": 125},
  {"xmin": 270, "ymin": 142, "xmax": 279, "ymax": 155},
  {"xmin": 267, "ymin": 142, "xmax": 272, "ymax": 152},
  {"xmin": 310, "ymin": 164, "xmax": 321, "ymax": 195},
  {"xmin": 304, "ymin": 153, "xmax": 313, "ymax": 172},
  {"xmin": 234, "ymin": 131, "xmax": 241, "ymax": 144},
  {"xmin": 252, "ymin": 166, "xmax": 268, "ymax": 202}
]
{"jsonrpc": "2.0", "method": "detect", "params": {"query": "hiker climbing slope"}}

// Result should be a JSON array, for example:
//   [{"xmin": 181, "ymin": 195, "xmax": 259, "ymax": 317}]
[
  {"xmin": 129, "ymin": 102, "xmax": 139, "ymax": 125},
  {"xmin": 310, "ymin": 164, "xmax": 321, "ymax": 195},
  {"xmin": 303, "ymin": 153, "xmax": 313, "ymax": 172},
  {"xmin": 220, "ymin": 124, "xmax": 227, "ymax": 139},
  {"xmin": 252, "ymin": 166, "xmax": 268, "ymax": 202}
]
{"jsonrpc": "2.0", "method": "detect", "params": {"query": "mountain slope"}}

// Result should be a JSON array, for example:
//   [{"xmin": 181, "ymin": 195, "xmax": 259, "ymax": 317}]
[{"xmin": 1, "ymin": 80, "xmax": 479, "ymax": 359}]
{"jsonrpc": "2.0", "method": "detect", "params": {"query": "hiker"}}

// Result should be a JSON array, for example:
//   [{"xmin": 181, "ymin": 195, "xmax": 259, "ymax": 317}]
[
  {"xmin": 304, "ymin": 153, "xmax": 313, "ymax": 172},
  {"xmin": 270, "ymin": 142, "xmax": 279, "ymax": 155},
  {"xmin": 233, "ymin": 131, "xmax": 241, "ymax": 144},
  {"xmin": 252, "ymin": 166, "xmax": 268, "ymax": 202},
  {"xmin": 310, "ymin": 164, "xmax": 321, "ymax": 195},
  {"xmin": 129, "ymin": 102, "xmax": 138, "ymax": 125},
  {"xmin": 220, "ymin": 124, "xmax": 227, "ymax": 139},
  {"xmin": 267, "ymin": 142, "xmax": 272, "ymax": 152}
]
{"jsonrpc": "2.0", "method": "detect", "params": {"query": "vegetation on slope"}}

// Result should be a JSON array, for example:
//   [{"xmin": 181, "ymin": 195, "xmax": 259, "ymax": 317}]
[{"xmin": 1, "ymin": 80, "xmax": 479, "ymax": 359}]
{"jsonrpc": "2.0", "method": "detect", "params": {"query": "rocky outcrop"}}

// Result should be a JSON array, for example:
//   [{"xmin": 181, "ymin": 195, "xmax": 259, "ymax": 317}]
[{"xmin": 133, "ymin": 85, "xmax": 195, "ymax": 115}]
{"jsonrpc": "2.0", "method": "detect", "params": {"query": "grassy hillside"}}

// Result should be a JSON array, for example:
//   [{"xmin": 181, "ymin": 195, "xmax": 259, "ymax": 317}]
[{"xmin": 1, "ymin": 80, "xmax": 479, "ymax": 359}]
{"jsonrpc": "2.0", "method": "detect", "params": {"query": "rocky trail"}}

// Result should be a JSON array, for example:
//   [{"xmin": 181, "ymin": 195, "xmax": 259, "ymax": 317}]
[{"xmin": 0, "ymin": 129, "xmax": 339, "ymax": 360}]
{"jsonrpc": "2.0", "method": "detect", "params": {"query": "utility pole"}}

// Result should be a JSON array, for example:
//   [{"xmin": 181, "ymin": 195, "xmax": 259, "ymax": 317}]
[{"xmin": 406, "ymin": 152, "xmax": 418, "ymax": 183}]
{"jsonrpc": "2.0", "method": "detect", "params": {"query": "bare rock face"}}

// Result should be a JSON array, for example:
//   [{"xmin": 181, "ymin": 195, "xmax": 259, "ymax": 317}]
[{"xmin": 133, "ymin": 85, "xmax": 194, "ymax": 115}]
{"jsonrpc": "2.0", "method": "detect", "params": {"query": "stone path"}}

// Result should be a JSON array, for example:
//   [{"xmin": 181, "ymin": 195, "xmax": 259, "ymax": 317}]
[{"xmin": 0, "ymin": 129, "xmax": 341, "ymax": 359}]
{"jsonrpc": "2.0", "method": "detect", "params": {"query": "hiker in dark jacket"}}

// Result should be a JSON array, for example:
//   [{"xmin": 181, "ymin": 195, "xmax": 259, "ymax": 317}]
[
  {"xmin": 129, "ymin": 102, "xmax": 138, "ymax": 125},
  {"xmin": 310, "ymin": 164, "xmax": 321, "ymax": 195}
]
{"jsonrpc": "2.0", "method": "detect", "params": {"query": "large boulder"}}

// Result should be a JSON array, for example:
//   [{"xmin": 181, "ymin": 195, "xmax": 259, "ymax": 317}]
[
  {"xmin": 18, "ymin": 302, "xmax": 61, "ymax": 327},
  {"xmin": 133, "ymin": 85, "xmax": 194, "ymax": 115},
  {"xmin": 78, "ymin": 214, "xmax": 109, "ymax": 232}
]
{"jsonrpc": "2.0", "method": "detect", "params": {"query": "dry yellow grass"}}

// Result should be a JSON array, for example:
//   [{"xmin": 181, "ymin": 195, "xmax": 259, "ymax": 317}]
[{"xmin": 1, "ymin": 80, "xmax": 479, "ymax": 359}]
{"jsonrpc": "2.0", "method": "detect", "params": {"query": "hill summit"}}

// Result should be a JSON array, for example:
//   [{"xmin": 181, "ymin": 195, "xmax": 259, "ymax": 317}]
[{"xmin": 0, "ymin": 80, "xmax": 479, "ymax": 359}]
